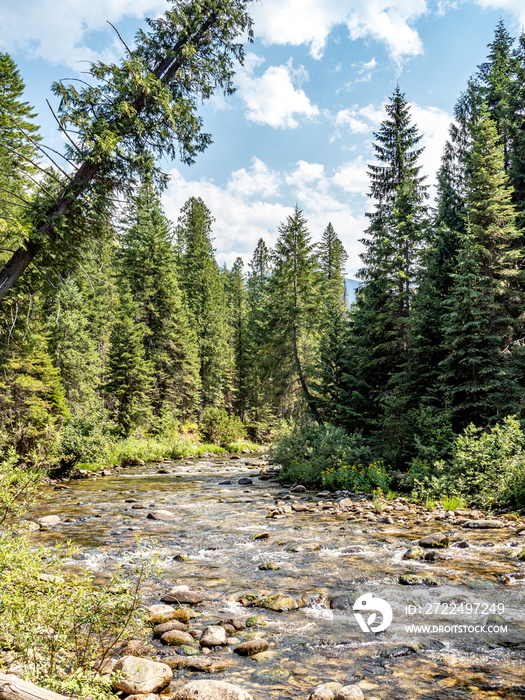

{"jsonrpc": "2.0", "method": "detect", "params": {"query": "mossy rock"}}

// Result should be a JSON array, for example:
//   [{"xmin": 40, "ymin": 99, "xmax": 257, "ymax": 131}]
[
  {"xmin": 246, "ymin": 615, "xmax": 266, "ymax": 628},
  {"xmin": 399, "ymin": 574, "xmax": 439, "ymax": 586},
  {"xmin": 258, "ymin": 562, "xmax": 280, "ymax": 571}
]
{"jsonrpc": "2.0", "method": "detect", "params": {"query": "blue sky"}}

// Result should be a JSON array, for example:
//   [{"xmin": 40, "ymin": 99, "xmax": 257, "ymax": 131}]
[{"xmin": 1, "ymin": 0, "xmax": 524, "ymax": 276}]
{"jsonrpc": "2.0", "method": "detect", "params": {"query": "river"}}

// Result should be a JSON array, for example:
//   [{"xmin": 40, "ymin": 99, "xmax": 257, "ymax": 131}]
[{"xmin": 28, "ymin": 454, "xmax": 525, "ymax": 699}]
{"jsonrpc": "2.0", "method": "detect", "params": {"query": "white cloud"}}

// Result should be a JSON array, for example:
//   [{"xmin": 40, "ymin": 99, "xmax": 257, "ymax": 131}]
[
  {"xmin": 410, "ymin": 103, "xmax": 452, "ymax": 185},
  {"xmin": 235, "ymin": 55, "xmax": 319, "ymax": 128},
  {"xmin": 252, "ymin": 0, "xmax": 428, "ymax": 61},
  {"xmin": 333, "ymin": 156, "xmax": 370, "ymax": 194},
  {"xmin": 473, "ymin": 0, "xmax": 525, "ymax": 25},
  {"xmin": 162, "ymin": 156, "xmax": 368, "ymax": 276},
  {"xmin": 0, "ymin": 0, "xmax": 167, "ymax": 67}
]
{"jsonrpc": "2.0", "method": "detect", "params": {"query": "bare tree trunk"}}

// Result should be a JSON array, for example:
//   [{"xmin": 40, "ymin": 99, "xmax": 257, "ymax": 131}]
[{"xmin": 0, "ymin": 674, "xmax": 73, "ymax": 700}]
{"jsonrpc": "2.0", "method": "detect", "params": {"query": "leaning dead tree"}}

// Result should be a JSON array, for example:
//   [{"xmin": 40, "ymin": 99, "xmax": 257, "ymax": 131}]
[
  {"xmin": 0, "ymin": 674, "xmax": 72, "ymax": 700},
  {"xmin": 0, "ymin": 0, "xmax": 254, "ymax": 300}
]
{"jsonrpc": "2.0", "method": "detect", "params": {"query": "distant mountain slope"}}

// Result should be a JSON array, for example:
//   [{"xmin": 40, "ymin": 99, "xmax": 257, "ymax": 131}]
[{"xmin": 345, "ymin": 278, "xmax": 360, "ymax": 303}]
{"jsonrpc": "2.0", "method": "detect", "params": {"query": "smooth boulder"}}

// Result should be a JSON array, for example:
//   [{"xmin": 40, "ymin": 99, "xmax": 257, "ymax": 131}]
[
  {"xmin": 112, "ymin": 655, "xmax": 172, "ymax": 695},
  {"xmin": 172, "ymin": 680, "xmax": 254, "ymax": 700}
]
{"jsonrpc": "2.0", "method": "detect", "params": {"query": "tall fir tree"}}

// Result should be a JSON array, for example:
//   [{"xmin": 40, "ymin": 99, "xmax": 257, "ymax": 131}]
[
  {"xmin": 118, "ymin": 183, "xmax": 200, "ymax": 421},
  {"xmin": 317, "ymin": 222, "xmax": 348, "ymax": 304},
  {"xmin": 349, "ymin": 86, "xmax": 428, "ymax": 423},
  {"xmin": 245, "ymin": 238, "xmax": 272, "ymax": 431},
  {"xmin": 105, "ymin": 291, "xmax": 153, "ymax": 436},
  {"xmin": 266, "ymin": 206, "xmax": 321, "ymax": 417},
  {"xmin": 225, "ymin": 257, "xmax": 249, "ymax": 419},
  {"xmin": 176, "ymin": 196, "xmax": 231, "ymax": 412}
]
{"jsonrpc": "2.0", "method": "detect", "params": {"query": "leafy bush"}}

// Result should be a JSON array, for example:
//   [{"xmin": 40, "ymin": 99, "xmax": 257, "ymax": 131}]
[
  {"xmin": 199, "ymin": 407, "xmax": 247, "ymax": 447},
  {"xmin": 59, "ymin": 404, "xmax": 114, "ymax": 466},
  {"xmin": 321, "ymin": 460, "xmax": 391, "ymax": 493},
  {"xmin": 0, "ymin": 533, "xmax": 147, "ymax": 698},
  {"xmin": 0, "ymin": 444, "xmax": 43, "ymax": 524},
  {"xmin": 273, "ymin": 422, "xmax": 375, "ymax": 487},
  {"xmin": 407, "ymin": 416, "xmax": 525, "ymax": 507}
]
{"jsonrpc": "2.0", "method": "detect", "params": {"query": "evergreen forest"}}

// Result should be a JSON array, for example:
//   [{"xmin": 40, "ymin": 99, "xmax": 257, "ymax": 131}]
[{"xmin": 2, "ymin": 11, "xmax": 525, "ymax": 509}]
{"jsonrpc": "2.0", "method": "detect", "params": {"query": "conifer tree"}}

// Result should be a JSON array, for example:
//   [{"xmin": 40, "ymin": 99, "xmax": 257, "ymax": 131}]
[
  {"xmin": 118, "ymin": 184, "xmax": 200, "ymax": 421},
  {"xmin": 350, "ymin": 87, "xmax": 428, "ymax": 418},
  {"xmin": 317, "ymin": 222, "xmax": 348, "ymax": 303},
  {"xmin": 245, "ymin": 238, "xmax": 272, "ymax": 429},
  {"xmin": 105, "ymin": 291, "xmax": 153, "ymax": 436},
  {"xmin": 266, "ymin": 206, "xmax": 321, "ymax": 416},
  {"xmin": 225, "ymin": 257, "xmax": 248, "ymax": 418},
  {"xmin": 48, "ymin": 278, "xmax": 100, "ymax": 410},
  {"xmin": 176, "ymin": 196, "xmax": 231, "ymax": 411}
]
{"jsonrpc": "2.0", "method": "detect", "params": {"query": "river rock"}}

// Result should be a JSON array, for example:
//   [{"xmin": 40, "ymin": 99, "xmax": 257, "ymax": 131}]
[
  {"xmin": 399, "ymin": 574, "xmax": 439, "ymax": 586},
  {"xmin": 253, "ymin": 532, "xmax": 270, "ymax": 540},
  {"xmin": 147, "ymin": 604, "xmax": 180, "ymax": 624},
  {"xmin": 234, "ymin": 639, "xmax": 269, "ymax": 656},
  {"xmin": 246, "ymin": 615, "xmax": 266, "ymax": 627},
  {"xmin": 259, "ymin": 562, "xmax": 280, "ymax": 570},
  {"xmin": 291, "ymin": 485, "xmax": 306, "ymax": 492},
  {"xmin": 310, "ymin": 684, "xmax": 344, "ymax": 700},
  {"xmin": 238, "ymin": 478, "xmax": 253, "ymax": 485},
  {"xmin": 292, "ymin": 503, "xmax": 310, "ymax": 512},
  {"xmin": 403, "ymin": 546, "xmax": 425, "ymax": 560},
  {"xmin": 418, "ymin": 533, "xmax": 449, "ymax": 548},
  {"xmin": 153, "ymin": 620, "xmax": 188, "ymax": 637},
  {"xmin": 200, "ymin": 625, "xmax": 228, "ymax": 647},
  {"xmin": 160, "ymin": 629, "xmax": 195, "ymax": 646},
  {"xmin": 334, "ymin": 686, "xmax": 364, "ymax": 700},
  {"xmin": 37, "ymin": 515, "xmax": 61, "ymax": 526},
  {"xmin": 147, "ymin": 510, "xmax": 175, "ymax": 520},
  {"xmin": 462, "ymin": 520, "xmax": 505, "ymax": 529},
  {"xmin": 161, "ymin": 587, "xmax": 205, "ymax": 604},
  {"xmin": 112, "ymin": 655, "xmax": 172, "ymax": 694},
  {"xmin": 124, "ymin": 694, "xmax": 160, "ymax": 700},
  {"xmin": 257, "ymin": 593, "xmax": 299, "ymax": 611},
  {"xmin": 172, "ymin": 680, "xmax": 254, "ymax": 700},
  {"xmin": 251, "ymin": 649, "xmax": 280, "ymax": 662},
  {"xmin": 132, "ymin": 503, "xmax": 148, "ymax": 509}
]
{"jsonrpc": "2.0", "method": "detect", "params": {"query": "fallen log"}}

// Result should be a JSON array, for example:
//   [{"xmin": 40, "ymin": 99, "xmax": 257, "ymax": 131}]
[{"xmin": 0, "ymin": 674, "xmax": 73, "ymax": 700}]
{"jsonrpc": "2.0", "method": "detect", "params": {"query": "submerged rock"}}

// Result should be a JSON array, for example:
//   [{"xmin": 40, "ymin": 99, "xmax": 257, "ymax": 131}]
[
  {"xmin": 112, "ymin": 655, "xmax": 172, "ymax": 695},
  {"xmin": 234, "ymin": 639, "xmax": 269, "ymax": 656},
  {"xmin": 334, "ymin": 685, "xmax": 364, "ymax": 700},
  {"xmin": 418, "ymin": 533, "xmax": 449, "ymax": 548},
  {"xmin": 399, "ymin": 574, "xmax": 439, "ymax": 586},
  {"xmin": 172, "ymin": 680, "xmax": 254, "ymax": 700},
  {"xmin": 462, "ymin": 520, "xmax": 505, "ymax": 529},
  {"xmin": 161, "ymin": 587, "xmax": 205, "ymax": 605},
  {"xmin": 256, "ymin": 592, "xmax": 299, "ymax": 611}
]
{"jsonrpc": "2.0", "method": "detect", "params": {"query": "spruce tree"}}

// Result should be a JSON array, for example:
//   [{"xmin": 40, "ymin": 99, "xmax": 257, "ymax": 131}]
[
  {"xmin": 225, "ymin": 257, "xmax": 248, "ymax": 419},
  {"xmin": 176, "ymin": 196, "xmax": 231, "ymax": 411},
  {"xmin": 118, "ymin": 183, "xmax": 200, "ymax": 422},
  {"xmin": 266, "ymin": 206, "xmax": 321, "ymax": 417},
  {"xmin": 245, "ymin": 238, "xmax": 272, "ymax": 430},
  {"xmin": 350, "ymin": 86, "xmax": 428, "ymax": 419},
  {"xmin": 317, "ymin": 222, "xmax": 348, "ymax": 304},
  {"xmin": 105, "ymin": 291, "xmax": 153, "ymax": 436},
  {"xmin": 48, "ymin": 278, "xmax": 101, "ymax": 410}
]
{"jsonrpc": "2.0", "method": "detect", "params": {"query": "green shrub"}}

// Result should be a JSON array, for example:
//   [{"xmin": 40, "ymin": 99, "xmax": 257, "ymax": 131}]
[
  {"xmin": 0, "ymin": 444, "xmax": 43, "ymax": 524},
  {"xmin": 59, "ymin": 405, "xmax": 114, "ymax": 467},
  {"xmin": 321, "ymin": 460, "xmax": 391, "ymax": 493},
  {"xmin": 0, "ymin": 533, "xmax": 147, "ymax": 698},
  {"xmin": 199, "ymin": 407, "xmax": 247, "ymax": 447},
  {"xmin": 407, "ymin": 416, "xmax": 525, "ymax": 507},
  {"xmin": 273, "ymin": 422, "xmax": 375, "ymax": 488}
]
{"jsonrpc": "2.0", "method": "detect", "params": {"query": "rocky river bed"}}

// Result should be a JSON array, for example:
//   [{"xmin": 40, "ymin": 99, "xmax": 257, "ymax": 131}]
[{"xmin": 24, "ymin": 454, "xmax": 525, "ymax": 699}]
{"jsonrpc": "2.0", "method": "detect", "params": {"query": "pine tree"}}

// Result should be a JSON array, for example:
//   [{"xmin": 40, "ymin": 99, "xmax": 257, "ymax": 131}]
[
  {"xmin": 176, "ymin": 196, "xmax": 231, "ymax": 412},
  {"xmin": 317, "ymin": 222, "xmax": 348, "ymax": 304},
  {"xmin": 118, "ymin": 183, "xmax": 200, "ymax": 421},
  {"xmin": 350, "ymin": 86, "xmax": 428, "ymax": 418},
  {"xmin": 105, "ymin": 291, "xmax": 153, "ymax": 436},
  {"xmin": 0, "ymin": 317, "xmax": 67, "ymax": 455},
  {"xmin": 266, "ymin": 206, "xmax": 321, "ymax": 417},
  {"xmin": 48, "ymin": 278, "xmax": 101, "ymax": 410},
  {"xmin": 225, "ymin": 257, "xmax": 248, "ymax": 419},
  {"xmin": 245, "ymin": 238, "xmax": 272, "ymax": 429}
]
